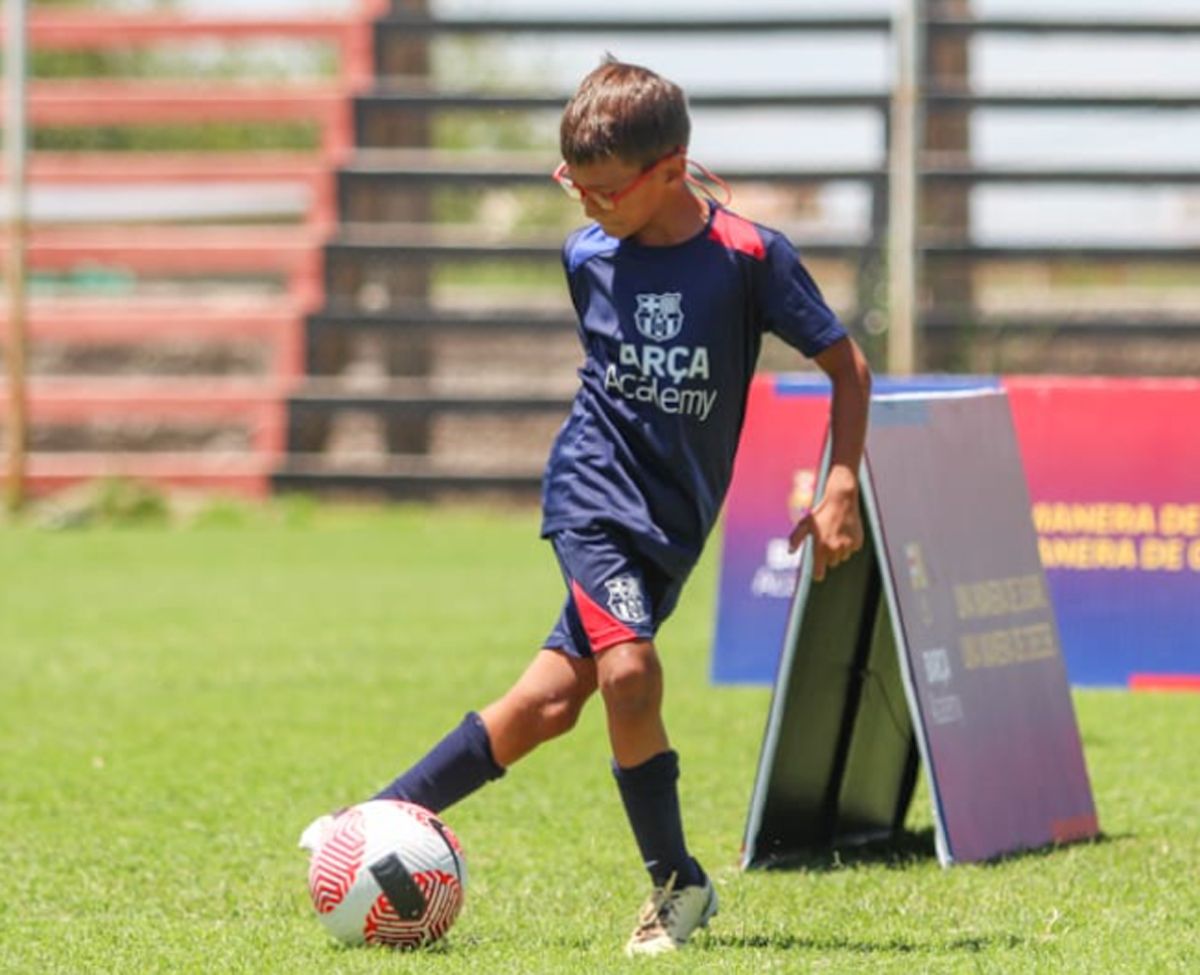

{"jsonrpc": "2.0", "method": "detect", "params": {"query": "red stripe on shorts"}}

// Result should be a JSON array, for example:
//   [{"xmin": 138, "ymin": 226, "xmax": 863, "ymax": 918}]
[{"xmin": 570, "ymin": 579, "xmax": 638, "ymax": 653}]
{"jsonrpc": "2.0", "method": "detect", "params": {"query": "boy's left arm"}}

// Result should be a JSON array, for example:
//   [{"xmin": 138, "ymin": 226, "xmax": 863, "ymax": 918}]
[{"xmin": 788, "ymin": 336, "xmax": 873, "ymax": 581}]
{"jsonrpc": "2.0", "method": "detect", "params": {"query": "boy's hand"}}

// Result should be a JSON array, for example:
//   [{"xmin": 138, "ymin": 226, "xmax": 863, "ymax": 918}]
[{"xmin": 787, "ymin": 466, "xmax": 864, "ymax": 582}]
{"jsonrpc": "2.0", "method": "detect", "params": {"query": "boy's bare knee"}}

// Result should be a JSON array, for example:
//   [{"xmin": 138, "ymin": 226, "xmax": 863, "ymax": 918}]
[
  {"xmin": 502, "ymin": 677, "xmax": 591, "ymax": 742},
  {"xmin": 598, "ymin": 643, "xmax": 662, "ymax": 717},
  {"xmin": 536, "ymin": 688, "xmax": 589, "ymax": 739}
]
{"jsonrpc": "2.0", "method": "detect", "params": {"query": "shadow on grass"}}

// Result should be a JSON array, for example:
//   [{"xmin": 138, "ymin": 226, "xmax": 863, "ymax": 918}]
[
  {"xmin": 325, "ymin": 938, "xmax": 456, "ymax": 956},
  {"xmin": 701, "ymin": 931, "xmax": 1025, "ymax": 954},
  {"xmin": 753, "ymin": 827, "xmax": 938, "ymax": 872},
  {"xmin": 971, "ymin": 829, "xmax": 1127, "ymax": 868},
  {"xmin": 752, "ymin": 827, "xmax": 1128, "ymax": 872}
]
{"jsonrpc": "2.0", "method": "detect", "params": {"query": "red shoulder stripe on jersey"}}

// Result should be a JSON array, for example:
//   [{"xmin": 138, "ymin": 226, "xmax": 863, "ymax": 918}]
[
  {"xmin": 570, "ymin": 579, "xmax": 639, "ymax": 653},
  {"xmin": 708, "ymin": 208, "xmax": 766, "ymax": 260}
]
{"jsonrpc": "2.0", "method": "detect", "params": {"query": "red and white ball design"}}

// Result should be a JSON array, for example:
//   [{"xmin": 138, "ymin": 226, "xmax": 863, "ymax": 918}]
[{"xmin": 307, "ymin": 800, "xmax": 466, "ymax": 949}]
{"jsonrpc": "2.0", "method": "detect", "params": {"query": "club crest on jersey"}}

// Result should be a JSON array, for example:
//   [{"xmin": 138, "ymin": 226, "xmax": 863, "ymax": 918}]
[
  {"xmin": 605, "ymin": 575, "xmax": 649, "ymax": 625},
  {"xmin": 634, "ymin": 292, "xmax": 684, "ymax": 342}
]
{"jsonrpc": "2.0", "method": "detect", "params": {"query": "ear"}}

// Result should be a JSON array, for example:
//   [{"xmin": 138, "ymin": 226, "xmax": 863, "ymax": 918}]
[{"xmin": 662, "ymin": 155, "xmax": 688, "ymax": 186}]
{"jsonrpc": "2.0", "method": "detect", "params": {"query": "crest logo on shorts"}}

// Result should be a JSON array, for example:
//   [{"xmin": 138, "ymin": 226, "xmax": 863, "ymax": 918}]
[
  {"xmin": 634, "ymin": 292, "xmax": 684, "ymax": 342},
  {"xmin": 605, "ymin": 575, "xmax": 649, "ymax": 624}
]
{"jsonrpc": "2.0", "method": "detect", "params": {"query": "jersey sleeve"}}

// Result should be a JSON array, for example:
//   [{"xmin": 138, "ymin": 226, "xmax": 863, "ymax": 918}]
[
  {"xmin": 754, "ymin": 233, "xmax": 847, "ymax": 357},
  {"xmin": 562, "ymin": 233, "xmax": 585, "ymax": 319},
  {"xmin": 562, "ymin": 224, "xmax": 618, "ymax": 331}
]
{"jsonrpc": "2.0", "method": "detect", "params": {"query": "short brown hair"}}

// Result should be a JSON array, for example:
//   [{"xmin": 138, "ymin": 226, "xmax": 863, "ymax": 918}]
[{"xmin": 559, "ymin": 57, "xmax": 690, "ymax": 168}]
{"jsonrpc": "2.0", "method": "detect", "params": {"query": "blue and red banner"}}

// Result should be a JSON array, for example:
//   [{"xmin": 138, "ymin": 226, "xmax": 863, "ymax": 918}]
[{"xmin": 713, "ymin": 375, "xmax": 1200, "ymax": 689}]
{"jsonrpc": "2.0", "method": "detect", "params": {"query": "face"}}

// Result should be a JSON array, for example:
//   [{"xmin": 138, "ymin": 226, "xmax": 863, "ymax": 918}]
[{"xmin": 554, "ymin": 152, "xmax": 684, "ymax": 239}]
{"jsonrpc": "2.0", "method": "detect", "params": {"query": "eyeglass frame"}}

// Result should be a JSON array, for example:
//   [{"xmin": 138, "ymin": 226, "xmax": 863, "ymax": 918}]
[
  {"xmin": 552, "ymin": 150, "xmax": 733, "ymax": 211},
  {"xmin": 551, "ymin": 148, "xmax": 685, "ymax": 212}
]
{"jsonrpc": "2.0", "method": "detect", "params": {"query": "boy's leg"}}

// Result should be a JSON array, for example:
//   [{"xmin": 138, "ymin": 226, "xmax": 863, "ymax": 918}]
[
  {"xmin": 479, "ymin": 648, "xmax": 597, "ymax": 766},
  {"xmin": 550, "ymin": 528, "xmax": 716, "ymax": 954},
  {"xmin": 596, "ymin": 640, "xmax": 668, "ymax": 766},
  {"xmin": 550, "ymin": 531, "xmax": 702, "ymax": 891},
  {"xmin": 301, "ymin": 536, "xmax": 600, "ymax": 850},
  {"xmin": 597, "ymin": 639, "xmax": 716, "ymax": 956},
  {"xmin": 370, "ymin": 711, "xmax": 502, "ymax": 812},
  {"xmin": 372, "ymin": 648, "xmax": 596, "ymax": 811},
  {"xmin": 597, "ymin": 639, "xmax": 702, "ymax": 889}
]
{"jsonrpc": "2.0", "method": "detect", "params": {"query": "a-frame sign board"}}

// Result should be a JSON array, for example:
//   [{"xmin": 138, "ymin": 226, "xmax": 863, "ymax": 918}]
[{"xmin": 742, "ymin": 390, "xmax": 1100, "ymax": 867}]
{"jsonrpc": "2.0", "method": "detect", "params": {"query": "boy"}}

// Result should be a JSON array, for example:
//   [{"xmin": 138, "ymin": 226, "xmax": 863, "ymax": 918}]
[{"xmin": 302, "ymin": 58, "xmax": 871, "ymax": 957}]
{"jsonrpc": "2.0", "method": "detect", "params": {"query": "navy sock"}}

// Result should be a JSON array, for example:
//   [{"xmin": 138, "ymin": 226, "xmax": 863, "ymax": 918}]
[
  {"xmin": 373, "ymin": 712, "xmax": 505, "ymax": 812},
  {"xmin": 612, "ymin": 750, "xmax": 703, "ymax": 889}
]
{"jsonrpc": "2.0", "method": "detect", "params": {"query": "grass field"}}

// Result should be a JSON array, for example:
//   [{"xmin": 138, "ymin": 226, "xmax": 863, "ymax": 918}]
[{"xmin": 2, "ymin": 504, "xmax": 1198, "ymax": 974}]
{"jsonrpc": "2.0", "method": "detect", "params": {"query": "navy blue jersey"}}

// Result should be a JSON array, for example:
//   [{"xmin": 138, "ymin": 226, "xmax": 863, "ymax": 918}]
[{"xmin": 541, "ymin": 203, "xmax": 846, "ymax": 574}]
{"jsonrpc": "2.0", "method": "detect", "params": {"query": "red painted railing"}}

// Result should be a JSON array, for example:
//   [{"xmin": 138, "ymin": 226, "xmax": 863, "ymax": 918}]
[{"xmin": 0, "ymin": 2, "xmax": 386, "ymax": 497}]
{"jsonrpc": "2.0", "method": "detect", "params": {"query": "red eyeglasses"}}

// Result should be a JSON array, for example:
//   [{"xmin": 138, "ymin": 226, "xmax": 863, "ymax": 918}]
[
  {"xmin": 552, "ymin": 150, "xmax": 732, "ymax": 212},
  {"xmin": 552, "ymin": 148, "xmax": 684, "ymax": 212}
]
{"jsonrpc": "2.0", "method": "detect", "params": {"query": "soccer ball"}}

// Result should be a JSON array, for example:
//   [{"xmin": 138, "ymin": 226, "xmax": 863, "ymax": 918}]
[{"xmin": 307, "ymin": 800, "xmax": 467, "ymax": 949}]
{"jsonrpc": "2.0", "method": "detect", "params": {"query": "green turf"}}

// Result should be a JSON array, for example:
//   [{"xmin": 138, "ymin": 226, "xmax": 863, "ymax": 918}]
[{"xmin": 1, "ymin": 505, "xmax": 1197, "ymax": 974}]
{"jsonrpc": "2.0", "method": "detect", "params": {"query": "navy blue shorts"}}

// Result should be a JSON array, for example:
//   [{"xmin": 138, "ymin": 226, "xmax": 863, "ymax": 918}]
[{"xmin": 543, "ymin": 525, "xmax": 687, "ymax": 658}]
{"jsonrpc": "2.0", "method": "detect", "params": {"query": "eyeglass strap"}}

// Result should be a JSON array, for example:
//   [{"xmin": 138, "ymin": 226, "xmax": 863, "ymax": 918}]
[{"xmin": 684, "ymin": 158, "xmax": 733, "ymax": 206}]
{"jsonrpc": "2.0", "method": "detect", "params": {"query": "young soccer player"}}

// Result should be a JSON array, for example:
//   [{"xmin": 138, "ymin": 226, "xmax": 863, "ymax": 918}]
[{"xmin": 302, "ymin": 57, "xmax": 872, "ymax": 957}]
